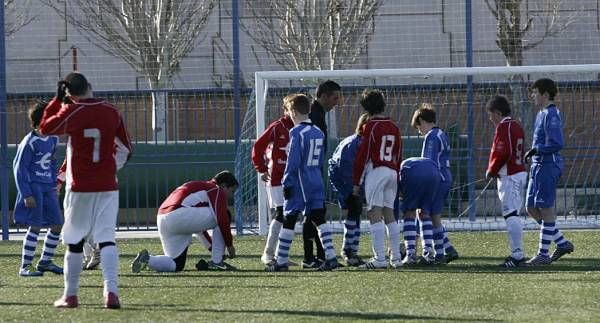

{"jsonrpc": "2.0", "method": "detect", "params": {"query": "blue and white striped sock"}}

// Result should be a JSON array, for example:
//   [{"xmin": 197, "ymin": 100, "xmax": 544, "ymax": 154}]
[
  {"xmin": 40, "ymin": 230, "xmax": 60, "ymax": 263},
  {"xmin": 318, "ymin": 223, "xmax": 336, "ymax": 260},
  {"xmin": 352, "ymin": 220, "xmax": 361, "ymax": 254},
  {"xmin": 443, "ymin": 226, "xmax": 455, "ymax": 253},
  {"xmin": 538, "ymin": 222, "xmax": 555, "ymax": 256},
  {"xmin": 403, "ymin": 218, "xmax": 417, "ymax": 256},
  {"xmin": 433, "ymin": 227, "xmax": 445, "ymax": 257},
  {"xmin": 553, "ymin": 227, "xmax": 568, "ymax": 247},
  {"xmin": 276, "ymin": 228, "xmax": 294, "ymax": 265},
  {"xmin": 420, "ymin": 218, "xmax": 434, "ymax": 254},
  {"xmin": 342, "ymin": 219, "xmax": 357, "ymax": 252},
  {"xmin": 21, "ymin": 228, "xmax": 39, "ymax": 268}
]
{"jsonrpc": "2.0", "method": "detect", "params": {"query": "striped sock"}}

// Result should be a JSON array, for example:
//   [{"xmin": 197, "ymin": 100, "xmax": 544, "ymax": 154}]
[
  {"xmin": 318, "ymin": 223, "xmax": 336, "ymax": 260},
  {"xmin": 276, "ymin": 228, "xmax": 294, "ymax": 265},
  {"xmin": 433, "ymin": 227, "xmax": 445, "ymax": 257},
  {"xmin": 40, "ymin": 230, "xmax": 60, "ymax": 263},
  {"xmin": 538, "ymin": 222, "xmax": 555, "ymax": 256},
  {"xmin": 352, "ymin": 220, "xmax": 361, "ymax": 254},
  {"xmin": 342, "ymin": 219, "xmax": 357, "ymax": 252},
  {"xmin": 420, "ymin": 219, "xmax": 434, "ymax": 254},
  {"xmin": 386, "ymin": 221, "xmax": 401, "ymax": 261},
  {"xmin": 403, "ymin": 218, "xmax": 417, "ymax": 256},
  {"xmin": 21, "ymin": 228, "xmax": 39, "ymax": 269},
  {"xmin": 443, "ymin": 226, "xmax": 455, "ymax": 253},
  {"xmin": 553, "ymin": 227, "xmax": 568, "ymax": 247}
]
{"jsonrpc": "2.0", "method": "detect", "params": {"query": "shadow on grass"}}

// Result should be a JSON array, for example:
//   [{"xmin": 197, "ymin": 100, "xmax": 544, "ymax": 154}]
[{"xmin": 114, "ymin": 306, "xmax": 502, "ymax": 322}]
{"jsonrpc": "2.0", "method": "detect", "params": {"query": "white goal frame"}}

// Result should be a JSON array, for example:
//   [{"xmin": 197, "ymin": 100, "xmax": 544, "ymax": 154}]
[{"xmin": 254, "ymin": 64, "xmax": 600, "ymax": 235}]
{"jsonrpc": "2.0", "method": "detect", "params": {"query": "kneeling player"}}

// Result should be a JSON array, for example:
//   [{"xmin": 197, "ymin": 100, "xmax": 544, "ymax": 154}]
[
  {"xmin": 131, "ymin": 171, "xmax": 238, "ymax": 272},
  {"xmin": 399, "ymin": 157, "xmax": 441, "ymax": 265}
]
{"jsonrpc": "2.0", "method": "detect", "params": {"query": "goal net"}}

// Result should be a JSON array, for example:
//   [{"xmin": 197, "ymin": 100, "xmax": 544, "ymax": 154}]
[{"xmin": 235, "ymin": 64, "xmax": 600, "ymax": 235}]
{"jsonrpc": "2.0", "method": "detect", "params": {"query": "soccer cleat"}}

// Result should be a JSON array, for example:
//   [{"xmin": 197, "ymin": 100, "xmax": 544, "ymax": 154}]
[
  {"xmin": 318, "ymin": 258, "xmax": 339, "ymax": 271},
  {"xmin": 550, "ymin": 241, "xmax": 574, "ymax": 262},
  {"xmin": 85, "ymin": 249, "xmax": 101, "ymax": 270},
  {"xmin": 54, "ymin": 295, "xmax": 78, "ymax": 308},
  {"xmin": 402, "ymin": 254, "xmax": 418, "ymax": 266},
  {"xmin": 19, "ymin": 265, "xmax": 43, "ymax": 277},
  {"xmin": 445, "ymin": 248, "xmax": 459, "ymax": 264},
  {"xmin": 358, "ymin": 258, "xmax": 388, "ymax": 270},
  {"xmin": 499, "ymin": 256, "xmax": 527, "ymax": 268},
  {"xmin": 131, "ymin": 249, "xmax": 150, "ymax": 273},
  {"xmin": 389, "ymin": 258, "xmax": 403, "ymax": 269},
  {"xmin": 36, "ymin": 261, "xmax": 64, "ymax": 275},
  {"xmin": 261, "ymin": 253, "xmax": 275, "ymax": 266},
  {"xmin": 104, "ymin": 292, "xmax": 121, "ymax": 309},
  {"xmin": 264, "ymin": 262, "xmax": 289, "ymax": 272},
  {"xmin": 417, "ymin": 251, "xmax": 435, "ymax": 265},
  {"xmin": 525, "ymin": 254, "xmax": 552, "ymax": 266},
  {"xmin": 433, "ymin": 254, "xmax": 447, "ymax": 265},
  {"xmin": 207, "ymin": 261, "xmax": 237, "ymax": 271},
  {"xmin": 399, "ymin": 244, "xmax": 407, "ymax": 260},
  {"xmin": 301, "ymin": 258, "xmax": 323, "ymax": 269},
  {"xmin": 346, "ymin": 255, "xmax": 365, "ymax": 267}
]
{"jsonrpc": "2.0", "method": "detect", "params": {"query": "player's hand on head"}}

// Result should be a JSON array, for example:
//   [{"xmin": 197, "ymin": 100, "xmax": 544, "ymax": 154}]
[
  {"xmin": 227, "ymin": 245, "xmax": 236, "ymax": 258},
  {"xmin": 524, "ymin": 148, "xmax": 537, "ymax": 163},
  {"xmin": 56, "ymin": 81, "xmax": 68, "ymax": 102},
  {"xmin": 24, "ymin": 196, "xmax": 37, "ymax": 208}
]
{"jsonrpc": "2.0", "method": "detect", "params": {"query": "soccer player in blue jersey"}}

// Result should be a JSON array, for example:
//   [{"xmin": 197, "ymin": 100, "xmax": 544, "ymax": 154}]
[
  {"xmin": 13, "ymin": 101, "xmax": 64, "ymax": 276},
  {"xmin": 328, "ymin": 113, "xmax": 369, "ymax": 266},
  {"xmin": 265, "ymin": 94, "xmax": 339, "ymax": 272},
  {"xmin": 524, "ymin": 78, "xmax": 574, "ymax": 266},
  {"xmin": 411, "ymin": 104, "xmax": 458, "ymax": 264},
  {"xmin": 398, "ymin": 157, "xmax": 441, "ymax": 265}
]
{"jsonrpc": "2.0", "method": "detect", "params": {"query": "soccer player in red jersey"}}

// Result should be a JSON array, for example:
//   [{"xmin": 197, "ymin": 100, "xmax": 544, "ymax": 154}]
[{"xmin": 39, "ymin": 72, "xmax": 132, "ymax": 309}]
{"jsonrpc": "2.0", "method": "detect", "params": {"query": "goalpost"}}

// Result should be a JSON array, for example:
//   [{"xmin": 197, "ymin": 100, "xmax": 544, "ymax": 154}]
[{"xmin": 236, "ymin": 64, "xmax": 600, "ymax": 235}]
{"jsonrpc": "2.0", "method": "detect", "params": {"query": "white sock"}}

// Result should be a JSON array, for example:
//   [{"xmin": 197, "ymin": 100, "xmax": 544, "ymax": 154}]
[
  {"xmin": 148, "ymin": 255, "xmax": 177, "ymax": 272},
  {"xmin": 264, "ymin": 219, "xmax": 283, "ymax": 259},
  {"xmin": 370, "ymin": 221, "xmax": 386, "ymax": 262},
  {"xmin": 64, "ymin": 251, "xmax": 84, "ymax": 297},
  {"xmin": 386, "ymin": 221, "xmax": 401, "ymax": 261},
  {"xmin": 100, "ymin": 245, "xmax": 119, "ymax": 296},
  {"xmin": 505, "ymin": 216, "xmax": 524, "ymax": 259},
  {"xmin": 211, "ymin": 227, "xmax": 226, "ymax": 264}
]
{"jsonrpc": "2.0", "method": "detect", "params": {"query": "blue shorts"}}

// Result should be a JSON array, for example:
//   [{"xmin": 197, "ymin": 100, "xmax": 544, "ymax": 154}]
[
  {"xmin": 400, "ymin": 171, "xmax": 440, "ymax": 213},
  {"xmin": 526, "ymin": 163, "xmax": 562, "ymax": 208},
  {"xmin": 284, "ymin": 193, "xmax": 324, "ymax": 217},
  {"xmin": 14, "ymin": 182, "xmax": 63, "ymax": 227},
  {"xmin": 428, "ymin": 178, "xmax": 451, "ymax": 215}
]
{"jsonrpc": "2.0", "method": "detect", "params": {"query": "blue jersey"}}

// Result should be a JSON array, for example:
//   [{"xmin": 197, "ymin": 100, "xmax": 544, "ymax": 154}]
[
  {"xmin": 328, "ymin": 134, "xmax": 361, "ymax": 206},
  {"xmin": 13, "ymin": 131, "xmax": 59, "ymax": 198},
  {"xmin": 531, "ymin": 104, "xmax": 563, "ymax": 165},
  {"xmin": 422, "ymin": 127, "xmax": 452, "ymax": 183},
  {"xmin": 283, "ymin": 121, "xmax": 325, "ymax": 214},
  {"xmin": 399, "ymin": 157, "xmax": 441, "ymax": 212}
]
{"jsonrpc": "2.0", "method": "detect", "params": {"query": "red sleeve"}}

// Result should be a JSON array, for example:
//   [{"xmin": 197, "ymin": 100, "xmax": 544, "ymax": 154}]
[
  {"xmin": 487, "ymin": 123, "xmax": 510, "ymax": 175},
  {"xmin": 57, "ymin": 158, "xmax": 67, "ymax": 184},
  {"xmin": 251, "ymin": 122, "xmax": 275, "ymax": 173},
  {"xmin": 352, "ymin": 122, "xmax": 373, "ymax": 186},
  {"xmin": 39, "ymin": 98, "xmax": 67, "ymax": 135},
  {"xmin": 212, "ymin": 188, "xmax": 233, "ymax": 247}
]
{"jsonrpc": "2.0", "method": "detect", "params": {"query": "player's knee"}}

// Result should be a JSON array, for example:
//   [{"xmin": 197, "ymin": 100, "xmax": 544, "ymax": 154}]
[
  {"xmin": 503, "ymin": 210, "xmax": 518, "ymax": 220},
  {"xmin": 274, "ymin": 206, "xmax": 284, "ymax": 223},
  {"xmin": 283, "ymin": 213, "xmax": 299, "ymax": 229},
  {"xmin": 68, "ymin": 239, "xmax": 85, "ymax": 253},
  {"xmin": 98, "ymin": 241, "xmax": 116, "ymax": 249},
  {"xmin": 311, "ymin": 208, "xmax": 326, "ymax": 226}
]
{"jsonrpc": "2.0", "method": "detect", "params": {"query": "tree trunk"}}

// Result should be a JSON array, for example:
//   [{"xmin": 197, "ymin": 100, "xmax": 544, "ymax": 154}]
[{"xmin": 150, "ymin": 80, "xmax": 168, "ymax": 142}]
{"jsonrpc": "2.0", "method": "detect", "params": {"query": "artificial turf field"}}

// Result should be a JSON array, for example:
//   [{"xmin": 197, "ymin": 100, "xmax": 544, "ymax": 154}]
[{"xmin": 0, "ymin": 230, "xmax": 599, "ymax": 322}]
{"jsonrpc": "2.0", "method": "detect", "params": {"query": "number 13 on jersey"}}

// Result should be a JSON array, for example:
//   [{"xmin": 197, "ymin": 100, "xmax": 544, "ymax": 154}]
[{"xmin": 380, "ymin": 135, "xmax": 395, "ymax": 161}]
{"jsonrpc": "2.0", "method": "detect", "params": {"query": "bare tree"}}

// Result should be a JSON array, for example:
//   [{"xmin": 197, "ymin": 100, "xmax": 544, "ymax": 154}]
[
  {"xmin": 41, "ymin": 0, "xmax": 215, "ymax": 141},
  {"xmin": 243, "ymin": 0, "xmax": 382, "ymax": 71},
  {"xmin": 5, "ymin": 0, "xmax": 35, "ymax": 36}
]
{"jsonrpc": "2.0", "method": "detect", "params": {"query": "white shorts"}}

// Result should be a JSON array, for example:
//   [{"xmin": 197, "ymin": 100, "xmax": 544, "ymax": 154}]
[
  {"xmin": 364, "ymin": 166, "xmax": 398, "ymax": 210},
  {"xmin": 497, "ymin": 172, "xmax": 527, "ymax": 216},
  {"xmin": 266, "ymin": 185, "xmax": 284, "ymax": 208},
  {"xmin": 157, "ymin": 207, "xmax": 217, "ymax": 258},
  {"xmin": 62, "ymin": 190, "xmax": 119, "ymax": 245}
]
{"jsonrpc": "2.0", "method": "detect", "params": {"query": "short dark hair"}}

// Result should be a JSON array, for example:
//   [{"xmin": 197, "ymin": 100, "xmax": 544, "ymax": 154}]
[
  {"xmin": 315, "ymin": 80, "xmax": 341, "ymax": 98},
  {"xmin": 288, "ymin": 93, "xmax": 311, "ymax": 115},
  {"xmin": 64, "ymin": 72, "xmax": 91, "ymax": 96},
  {"xmin": 486, "ymin": 95, "xmax": 511, "ymax": 117},
  {"xmin": 213, "ymin": 171, "xmax": 239, "ymax": 188},
  {"xmin": 531, "ymin": 78, "xmax": 557, "ymax": 101},
  {"xmin": 411, "ymin": 103, "xmax": 436, "ymax": 128},
  {"xmin": 360, "ymin": 89, "xmax": 385, "ymax": 115},
  {"xmin": 28, "ymin": 100, "xmax": 47, "ymax": 129}
]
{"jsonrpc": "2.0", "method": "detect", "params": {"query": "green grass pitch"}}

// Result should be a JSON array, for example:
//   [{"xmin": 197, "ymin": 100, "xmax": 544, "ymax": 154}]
[{"xmin": 1, "ymin": 230, "xmax": 599, "ymax": 322}]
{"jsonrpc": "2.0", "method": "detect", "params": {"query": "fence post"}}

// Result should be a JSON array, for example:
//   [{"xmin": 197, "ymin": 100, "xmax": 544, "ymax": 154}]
[
  {"xmin": 0, "ymin": 3, "xmax": 10, "ymax": 240},
  {"xmin": 232, "ymin": 0, "xmax": 243, "ymax": 234},
  {"xmin": 465, "ymin": 0, "xmax": 477, "ymax": 221}
]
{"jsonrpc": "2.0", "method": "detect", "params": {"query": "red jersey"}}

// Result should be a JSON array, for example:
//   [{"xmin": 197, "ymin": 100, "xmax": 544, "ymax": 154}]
[
  {"xmin": 352, "ymin": 117, "xmax": 402, "ymax": 185},
  {"xmin": 487, "ymin": 117, "xmax": 526, "ymax": 176},
  {"xmin": 158, "ymin": 180, "xmax": 233, "ymax": 247},
  {"xmin": 39, "ymin": 98, "xmax": 132, "ymax": 192},
  {"xmin": 251, "ymin": 116, "xmax": 294, "ymax": 186}
]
